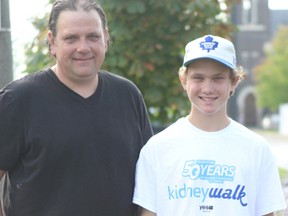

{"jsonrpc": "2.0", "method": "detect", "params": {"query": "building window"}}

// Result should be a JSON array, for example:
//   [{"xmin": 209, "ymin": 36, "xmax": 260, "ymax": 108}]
[{"xmin": 242, "ymin": 0, "xmax": 258, "ymax": 24}]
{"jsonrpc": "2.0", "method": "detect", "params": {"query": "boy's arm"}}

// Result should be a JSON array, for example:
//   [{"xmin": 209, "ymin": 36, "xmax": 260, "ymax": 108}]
[{"xmin": 140, "ymin": 208, "xmax": 156, "ymax": 216}]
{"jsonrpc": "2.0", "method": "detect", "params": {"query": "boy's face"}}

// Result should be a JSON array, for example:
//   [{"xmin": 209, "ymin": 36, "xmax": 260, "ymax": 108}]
[{"xmin": 180, "ymin": 59, "xmax": 238, "ymax": 117}]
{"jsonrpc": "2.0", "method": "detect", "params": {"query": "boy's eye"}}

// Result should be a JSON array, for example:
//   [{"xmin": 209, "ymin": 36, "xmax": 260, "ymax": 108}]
[{"xmin": 214, "ymin": 77, "xmax": 224, "ymax": 80}]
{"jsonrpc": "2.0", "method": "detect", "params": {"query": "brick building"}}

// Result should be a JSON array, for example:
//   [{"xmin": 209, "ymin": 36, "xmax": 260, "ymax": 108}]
[{"xmin": 229, "ymin": 0, "xmax": 288, "ymax": 127}]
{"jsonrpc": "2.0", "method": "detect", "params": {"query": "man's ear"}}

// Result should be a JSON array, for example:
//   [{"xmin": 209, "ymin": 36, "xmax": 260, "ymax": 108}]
[
  {"xmin": 104, "ymin": 27, "xmax": 109, "ymax": 51},
  {"xmin": 48, "ymin": 31, "xmax": 56, "ymax": 56}
]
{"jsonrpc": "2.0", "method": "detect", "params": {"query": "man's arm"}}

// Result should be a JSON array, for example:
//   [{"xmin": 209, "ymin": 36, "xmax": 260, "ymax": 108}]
[
  {"xmin": 0, "ymin": 170, "xmax": 6, "ymax": 216},
  {"xmin": 264, "ymin": 213, "xmax": 274, "ymax": 216},
  {"xmin": 140, "ymin": 208, "xmax": 156, "ymax": 216}
]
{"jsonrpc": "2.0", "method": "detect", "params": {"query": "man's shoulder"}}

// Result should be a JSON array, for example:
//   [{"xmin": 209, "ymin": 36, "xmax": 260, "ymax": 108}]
[
  {"xmin": 99, "ymin": 70, "xmax": 141, "ymax": 95},
  {"xmin": 4, "ymin": 69, "xmax": 50, "ymax": 91},
  {"xmin": 100, "ymin": 70, "xmax": 137, "ymax": 86},
  {"xmin": 0, "ymin": 69, "xmax": 51, "ymax": 102}
]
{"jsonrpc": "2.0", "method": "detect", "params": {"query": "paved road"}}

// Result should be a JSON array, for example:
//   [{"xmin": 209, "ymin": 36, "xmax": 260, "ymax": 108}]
[
  {"xmin": 253, "ymin": 130, "xmax": 288, "ymax": 215},
  {"xmin": 253, "ymin": 129, "xmax": 288, "ymax": 169}
]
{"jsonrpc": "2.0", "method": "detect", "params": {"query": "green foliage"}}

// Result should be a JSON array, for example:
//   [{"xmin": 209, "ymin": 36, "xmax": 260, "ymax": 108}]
[
  {"xmin": 254, "ymin": 26, "xmax": 288, "ymax": 111},
  {"xmin": 279, "ymin": 167, "xmax": 288, "ymax": 180},
  {"xmin": 24, "ymin": 0, "xmax": 237, "ymax": 124},
  {"xmin": 99, "ymin": 0, "xmax": 237, "ymax": 124},
  {"xmin": 24, "ymin": 1, "xmax": 55, "ymax": 73}
]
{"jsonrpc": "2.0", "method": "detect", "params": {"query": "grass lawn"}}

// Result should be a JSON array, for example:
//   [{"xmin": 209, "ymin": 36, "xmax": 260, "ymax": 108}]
[{"xmin": 279, "ymin": 167, "xmax": 288, "ymax": 180}]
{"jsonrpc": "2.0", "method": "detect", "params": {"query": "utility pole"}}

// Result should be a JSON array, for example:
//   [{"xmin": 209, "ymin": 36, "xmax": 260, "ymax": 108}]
[
  {"xmin": 0, "ymin": 0, "xmax": 13, "ymax": 205},
  {"xmin": 0, "ymin": 0, "xmax": 13, "ymax": 89}
]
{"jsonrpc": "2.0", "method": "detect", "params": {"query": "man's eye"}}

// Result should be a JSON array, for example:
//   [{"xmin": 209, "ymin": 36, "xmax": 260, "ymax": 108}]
[{"xmin": 65, "ymin": 36, "xmax": 76, "ymax": 43}]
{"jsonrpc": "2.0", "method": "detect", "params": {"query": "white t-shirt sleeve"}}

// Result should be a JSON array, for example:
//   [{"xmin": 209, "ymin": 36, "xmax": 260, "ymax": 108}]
[
  {"xmin": 133, "ymin": 145, "xmax": 157, "ymax": 213},
  {"xmin": 255, "ymin": 145, "xmax": 287, "ymax": 215}
]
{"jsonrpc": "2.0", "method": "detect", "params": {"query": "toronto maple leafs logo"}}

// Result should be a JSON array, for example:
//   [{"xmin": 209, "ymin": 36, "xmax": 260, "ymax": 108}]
[{"xmin": 199, "ymin": 36, "xmax": 218, "ymax": 53}]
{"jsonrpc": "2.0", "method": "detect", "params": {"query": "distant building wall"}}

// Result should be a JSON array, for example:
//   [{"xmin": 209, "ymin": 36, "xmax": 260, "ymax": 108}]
[
  {"xmin": 231, "ymin": 0, "xmax": 288, "ymax": 128},
  {"xmin": 230, "ymin": 0, "xmax": 270, "ymax": 127}
]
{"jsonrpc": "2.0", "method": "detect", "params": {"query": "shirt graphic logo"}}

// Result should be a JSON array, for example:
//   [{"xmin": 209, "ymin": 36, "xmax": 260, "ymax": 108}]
[
  {"xmin": 167, "ymin": 183, "xmax": 247, "ymax": 207},
  {"xmin": 199, "ymin": 35, "xmax": 219, "ymax": 53},
  {"xmin": 182, "ymin": 160, "xmax": 235, "ymax": 183},
  {"xmin": 165, "ymin": 159, "xmax": 248, "ymax": 208}
]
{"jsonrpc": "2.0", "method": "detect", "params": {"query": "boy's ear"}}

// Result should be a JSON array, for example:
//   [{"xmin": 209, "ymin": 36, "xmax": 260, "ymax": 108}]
[
  {"xmin": 232, "ymin": 76, "xmax": 240, "ymax": 89},
  {"xmin": 229, "ymin": 76, "xmax": 240, "ymax": 97},
  {"xmin": 179, "ymin": 74, "xmax": 187, "ymax": 90}
]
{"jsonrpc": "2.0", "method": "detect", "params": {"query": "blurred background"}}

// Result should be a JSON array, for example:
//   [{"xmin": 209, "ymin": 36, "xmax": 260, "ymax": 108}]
[
  {"xmin": 2, "ymin": 0, "xmax": 288, "ymax": 132},
  {"xmin": 1, "ymin": 0, "xmax": 288, "ymax": 214}
]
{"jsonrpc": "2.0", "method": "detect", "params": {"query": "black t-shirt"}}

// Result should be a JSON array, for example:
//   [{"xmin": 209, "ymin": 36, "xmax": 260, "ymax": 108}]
[{"xmin": 0, "ymin": 69, "xmax": 153, "ymax": 216}]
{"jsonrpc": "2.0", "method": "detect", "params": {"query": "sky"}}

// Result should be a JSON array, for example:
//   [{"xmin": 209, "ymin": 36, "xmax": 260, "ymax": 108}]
[
  {"xmin": 9, "ymin": 0, "xmax": 50, "ymax": 78},
  {"xmin": 8, "ymin": 0, "xmax": 288, "ymax": 78}
]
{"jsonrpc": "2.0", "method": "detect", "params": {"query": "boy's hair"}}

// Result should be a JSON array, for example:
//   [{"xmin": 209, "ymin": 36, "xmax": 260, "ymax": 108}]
[
  {"xmin": 178, "ymin": 63, "xmax": 246, "ymax": 97},
  {"xmin": 178, "ymin": 64, "xmax": 246, "ymax": 84}
]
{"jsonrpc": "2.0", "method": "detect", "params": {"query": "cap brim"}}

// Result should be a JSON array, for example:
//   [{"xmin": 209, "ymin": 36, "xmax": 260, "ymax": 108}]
[{"xmin": 184, "ymin": 56, "xmax": 235, "ymax": 69}]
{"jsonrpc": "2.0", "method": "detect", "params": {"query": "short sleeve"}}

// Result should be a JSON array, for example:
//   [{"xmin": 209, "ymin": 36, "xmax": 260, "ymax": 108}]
[
  {"xmin": 137, "ymin": 93, "xmax": 153, "ymax": 144},
  {"xmin": 133, "ymin": 145, "xmax": 157, "ymax": 213},
  {"xmin": 255, "ymin": 145, "xmax": 287, "ymax": 215},
  {"xmin": 0, "ymin": 90, "xmax": 23, "ymax": 171}
]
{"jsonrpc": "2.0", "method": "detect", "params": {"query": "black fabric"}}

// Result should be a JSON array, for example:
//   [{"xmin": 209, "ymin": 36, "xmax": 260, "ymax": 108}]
[{"xmin": 0, "ymin": 69, "xmax": 153, "ymax": 216}]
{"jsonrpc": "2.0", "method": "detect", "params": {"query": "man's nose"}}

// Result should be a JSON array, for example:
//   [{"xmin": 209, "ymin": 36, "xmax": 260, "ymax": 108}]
[{"xmin": 77, "ymin": 39, "xmax": 90, "ymax": 53}]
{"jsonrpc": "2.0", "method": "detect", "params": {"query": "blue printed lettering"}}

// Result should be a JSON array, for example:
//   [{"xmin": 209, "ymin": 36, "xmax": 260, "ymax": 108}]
[
  {"xmin": 167, "ymin": 184, "xmax": 247, "ymax": 207},
  {"xmin": 194, "ymin": 187, "xmax": 201, "ymax": 198},
  {"xmin": 182, "ymin": 160, "xmax": 236, "ymax": 183},
  {"xmin": 168, "ymin": 186, "xmax": 175, "ymax": 199},
  {"xmin": 209, "ymin": 188, "xmax": 223, "ymax": 198},
  {"xmin": 232, "ymin": 184, "xmax": 240, "ymax": 199},
  {"xmin": 237, "ymin": 185, "xmax": 247, "ymax": 206},
  {"xmin": 222, "ymin": 189, "xmax": 233, "ymax": 199},
  {"xmin": 179, "ymin": 184, "xmax": 186, "ymax": 198},
  {"xmin": 202, "ymin": 188, "xmax": 209, "ymax": 202}
]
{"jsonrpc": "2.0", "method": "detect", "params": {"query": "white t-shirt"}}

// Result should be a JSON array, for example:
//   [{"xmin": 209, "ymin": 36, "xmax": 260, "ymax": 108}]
[{"xmin": 133, "ymin": 117, "xmax": 287, "ymax": 216}]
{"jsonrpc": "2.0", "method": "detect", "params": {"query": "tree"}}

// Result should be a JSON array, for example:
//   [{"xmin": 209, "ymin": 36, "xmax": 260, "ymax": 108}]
[
  {"xmin": 25, "ymin": 0, "xmax": 238, "ymax": 125},
  {"xmin": 24, "ymin": 0, "xmax": 55, "ymax": 73},
  {"xmin": 254, "ymin": 26, "xmax": 288, "ymax": 111}
]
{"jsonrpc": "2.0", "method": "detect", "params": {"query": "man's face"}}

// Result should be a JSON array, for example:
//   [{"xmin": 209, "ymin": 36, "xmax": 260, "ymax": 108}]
[{"xmin": 48, "ymin": 9, "xmax": 108, "ymax": 84}]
